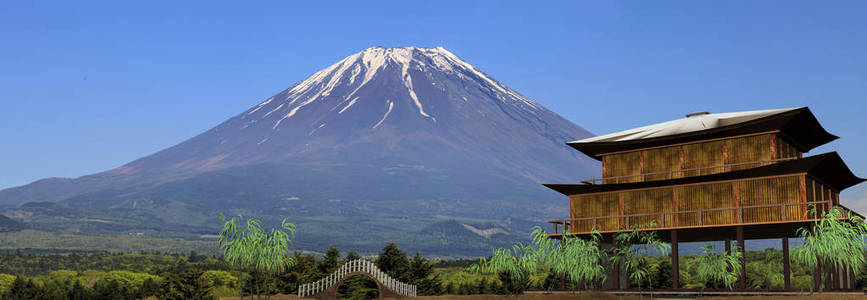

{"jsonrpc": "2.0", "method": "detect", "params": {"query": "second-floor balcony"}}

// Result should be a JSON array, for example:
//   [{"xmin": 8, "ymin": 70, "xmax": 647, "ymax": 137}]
[{"xmin": 582, "ymin": 157, "xmax": 799, "ymax": 185}]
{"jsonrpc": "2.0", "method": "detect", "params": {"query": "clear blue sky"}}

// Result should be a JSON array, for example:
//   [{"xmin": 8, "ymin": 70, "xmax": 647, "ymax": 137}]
[{"xmin": 1, "ymin": 1, "xmax": 866, "ymax": 208}]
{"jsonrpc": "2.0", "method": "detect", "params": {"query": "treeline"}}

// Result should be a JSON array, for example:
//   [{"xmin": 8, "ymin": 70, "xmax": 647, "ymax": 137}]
[
  {"xmin": 1, "ymin": 246, "xmax": 866, "ymax": 299},
  {"xmin": 0, "ymin": 250, "xmax": 226, "ymax": 276},
  {"xmin": 0, "ymin": 242, "xmax": 444, "ymax": 300}
]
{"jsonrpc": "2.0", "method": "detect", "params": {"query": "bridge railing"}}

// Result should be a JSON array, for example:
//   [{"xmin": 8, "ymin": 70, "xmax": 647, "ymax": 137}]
[{"xmin": 297, "ymin": 259, "xmax": 417, "ymax": 298}]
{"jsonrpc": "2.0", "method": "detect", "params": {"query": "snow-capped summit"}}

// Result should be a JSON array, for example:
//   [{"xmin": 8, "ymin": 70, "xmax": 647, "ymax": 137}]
[{"xmin": 245, "ymin": 46, "xmax": 542, "ymax": 131}]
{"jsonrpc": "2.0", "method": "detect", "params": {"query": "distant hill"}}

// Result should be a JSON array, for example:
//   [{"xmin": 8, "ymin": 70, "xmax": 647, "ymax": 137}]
[{"xmin": 0, "ymin": 214, "xmax": 25, "ymax": 232}]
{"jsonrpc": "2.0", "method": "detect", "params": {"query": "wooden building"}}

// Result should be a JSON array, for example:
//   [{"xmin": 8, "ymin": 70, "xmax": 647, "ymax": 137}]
[{"xmin": 544, "ymin": 107, "xmax": 865, "ymax": 290}]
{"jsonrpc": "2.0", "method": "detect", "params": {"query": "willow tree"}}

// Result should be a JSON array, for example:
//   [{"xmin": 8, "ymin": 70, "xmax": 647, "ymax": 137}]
[
  {"xmin": 695, "ymin": 243, "xmax": 742, "ymax": 292},
  {"xmin": 218, "ymin": 214, "xmax": 296, "ymax": 300},
  {"xmin": 548, "ymin": 230, "xmax": 608, "ymax": 290},
  {"xmin": 610, "ymin": 223, "xmax": 670, "ymax": 296},
  {"xmin": 469, "ymin": 226, "xmax": 608, "ymax": 293},
  {"xmin": 792, "ymin": 206, "xmax": 867, "ymax": 293},
  {"xmin": 468, "ymin": 237, "xmax": 541, "ymax": 293}
]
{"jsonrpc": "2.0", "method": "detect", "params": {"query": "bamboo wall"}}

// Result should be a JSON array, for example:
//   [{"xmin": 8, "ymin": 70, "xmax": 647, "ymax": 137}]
[
  {"xmin": 569, "ymin": 174, "xmax": 834, "ymax": 233},
  {"xmin": 600, "ymin": 133, "xmax": 802, "ymax": 183}
]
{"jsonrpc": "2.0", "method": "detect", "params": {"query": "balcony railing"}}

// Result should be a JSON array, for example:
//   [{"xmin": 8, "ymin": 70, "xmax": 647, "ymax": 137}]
[
  {"xmin": 547, "ymin": 200, "xmax": 849, "ymax": 236},
  {"xmin": 580, "ymin": 157, "xmax": 799, "ymax": 185}
]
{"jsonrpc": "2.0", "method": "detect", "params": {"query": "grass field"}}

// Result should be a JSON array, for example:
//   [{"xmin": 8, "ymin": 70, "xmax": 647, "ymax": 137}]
[{"xmin": 0, "ymin": 229, "xmax": 218, "ymax": 253}]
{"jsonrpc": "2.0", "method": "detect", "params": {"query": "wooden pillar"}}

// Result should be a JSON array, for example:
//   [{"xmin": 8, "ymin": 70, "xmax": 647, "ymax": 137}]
[
  {"xmin": 724, "ymin": 239, "xmax": 733, "ymax": 274},
  {"xmin": 612, "ymin": 237, "xmax": 620, "ymax": 290},
  {"xmin": 671, "ymin": 230, "xmax": 679, "ymax": 290},
  {"xmin": 560, "ymin": 273, "xmax": 566, "ymax": 290},
  {"xmin": 737, "ymin": 226, "xmax": 746, "ymax": 289},
  {"xmin": 825, "ymin": 264, "xmax": 833, "ymax": 291},
  {"xmin": 782, "ymin": 237, "xmax": 791, "ymax": 290},
  {"xmin": 814, "ymin": 261, "xmax": 821, "ymax": 291}
]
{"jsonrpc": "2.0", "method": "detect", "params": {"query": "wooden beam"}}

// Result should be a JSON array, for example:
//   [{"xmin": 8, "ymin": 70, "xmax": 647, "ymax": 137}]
[
  {"xmin": 673, "ymin": 189, "xmax": 679, "ymax": 227},
  {"xmin": 612, "ymin": 237, "xmax": 620, "ymax": 290},
  {"xmin": 798, "ymin": 175, "xmax": 815, "ymax": 218},
  {"xmin": 783, "ymin": 237, "xmax": 791, "ymax": 290},
  {"xmin": 733, "ymin": 181, "xmax": 741, "ymax": 223},
  {"xmin": 619, "ymin": 192, "xmax": 625, "ymax": 230},
  {"xmin": 671, "ymin": 230, "xmax": 679, "ymax": 290},
  {"xmin": 770, "ymin": 135, "xmax": 778, "ymax": 160},
  {"xmin": 737, "ymin": 226, "xmax": 746, "ymax": 289}
]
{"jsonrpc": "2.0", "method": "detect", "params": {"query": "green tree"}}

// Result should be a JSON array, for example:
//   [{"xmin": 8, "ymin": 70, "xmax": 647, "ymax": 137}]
[
  {"xmin": 695, "ymin": 243, "xmax": 742, "ymax": 292},
  {"xmin": 470, "ymin": 226, "xmax": 608, "ymax": 293},
  {"xmin": 218, "ymin": 214, "xmax": 295, "ymax": 299},
  {"xmin": 542, "ymin": 229, "xmax": 608, "ymax": 291},
  {"xmin": 5, "ymin": 276, "xmax": 39, "ymax": 300},
  {"xmin": 648, "ymin": 260, "xmax": 673, "ymax": 289},
  {"xmin": 319, "ymin": 246, "xmax": 341, "ymax": 274},
  {"xmin": 67, "ymin": 279, "xmax": 92, "ymax": 300},
  {"xmin": 408, "ymin": 252, "xmax": 443, "ymax": 295},
  {"xmin": 274, "ymin": 252, "xmax": 320, "ymax": 295},
  {"xmin": 469, "ymin": 231, "xmax": 544, "ymax": 293},
  {"xmin": 610, "ymin": 224, "xmax": 670, "ymax": 297},
  {"xmin": 497, "ymin": 270, "xmax": 531, "ymax": 295},
  {"xmin": 0, "ymin": 273, "xmax": 16, "ymax": 294},
  {"xmin": 344, "ymin": 251, "xmax": 362, "ymax": 263},
  {"xmin": 157, "ymin": 268, "xmax": 214, "ymax": 300},
  {"xmin": 336, "ymin": 275, "xmax": 379, "ymax": 300},
  {"xmin": 793, "ymin": 206, "xmax": 867, "ymax": 293},
  {"xmin": 374, "ymin": 242, "xmax": 409, "ymax": 281},
  {"xmin": 138, "ymin": 278, "xmax": 160, "ymax": 299},
  {"xmin": 93, "ymin": 279, "xmax": 135, "ymax": 300},
  {"xmin": 201, "ymin": 270, "xmax": 238, "ymax": 288},
  {"xmin": 444, "ymin": 282, "xmax": 455, "ymax": 295}
]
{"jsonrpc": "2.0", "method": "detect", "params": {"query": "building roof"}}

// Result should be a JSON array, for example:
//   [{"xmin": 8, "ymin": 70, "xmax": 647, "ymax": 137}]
[
  {"xmin": 569, "ymin": 107, "xmax": 837, "ymax": 159},
  {"xmin": 543, "ymin": 152, "xmax": 865, "ymax": 196}
]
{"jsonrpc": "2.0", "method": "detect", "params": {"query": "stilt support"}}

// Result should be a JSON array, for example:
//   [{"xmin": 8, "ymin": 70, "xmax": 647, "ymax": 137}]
[
  {"xmin": 612, "ymin": 237, "xmax": 620, "ymax": 290},
  {"xmin": 737, "ymin": 226, "xmax": 746, "ymax": 289},
  {"xmin": 783, "ymin": 236, "xmax": 791, "ymax": 290},
  {"xmin": 671, "ymin": 230, "xmax": 679, "ymax": 290}
]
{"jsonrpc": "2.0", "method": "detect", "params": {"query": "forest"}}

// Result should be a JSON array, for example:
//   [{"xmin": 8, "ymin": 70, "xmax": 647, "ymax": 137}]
[{"xmin": 1, "ymin": 244, "xmax": 866, "ymax": 300}]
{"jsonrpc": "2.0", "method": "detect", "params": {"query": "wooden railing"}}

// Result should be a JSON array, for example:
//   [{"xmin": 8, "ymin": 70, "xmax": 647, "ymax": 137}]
[
  {"xmin": 548, "ymin": 200, "xmax": 839, "ymax": 235},
  {"xmin": 581, "ymin": 157, "xmax": 799, "ymax": 185}
]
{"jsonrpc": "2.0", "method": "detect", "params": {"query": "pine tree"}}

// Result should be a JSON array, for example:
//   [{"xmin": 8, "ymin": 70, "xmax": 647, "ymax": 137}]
[
  {"xmin": 320, "ymin": 246, "xmax": 341, "ymax": 274},
  {"xmin": 406, "ymin": 252, "xmax": 443, "ymax": 295},
  {"xmin": 374, "ymin": 242, "xmax": 409, "ymax": 281},
  {"xmin": 344, "ymin": 251, "xmax": 362, "ymax": 263},
  {"xmin": 497, "ymin": 270, "xmax": 530, "ymax": 295},
  {"xmin": 157, "ymin": 268, "xmax": 214, "ymax": 300},
  {"xmin": 6, "ymin": 276, "xmax": 39, "ymax": 300},
  {"xmin": 67, "ymin": 280, "xmax": 92, "ymax": 300},
  {"xmin": 139, "ymin": 278, "xmax": 160, "ymax": 299},
  {"xmin": 477, "ymin": 278, "xmax": 490, "ymax": 294}
]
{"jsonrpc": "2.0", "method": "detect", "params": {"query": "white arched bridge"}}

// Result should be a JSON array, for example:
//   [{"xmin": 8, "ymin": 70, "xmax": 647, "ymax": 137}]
[{"xmin": 297, "ymin": 259, "xmax": 417, "ymax": 299}]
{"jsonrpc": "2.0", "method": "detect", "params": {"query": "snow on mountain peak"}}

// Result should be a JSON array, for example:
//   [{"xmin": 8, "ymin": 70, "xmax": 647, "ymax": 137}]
[{"xmin": 247, "ymin": 46, "xmax": 543, "ymax": 129}]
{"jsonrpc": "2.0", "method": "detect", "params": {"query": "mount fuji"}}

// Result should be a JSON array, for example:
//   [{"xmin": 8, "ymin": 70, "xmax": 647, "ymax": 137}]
[{"xmin": 0, "ymin": 46, "xmax": 597, "ymax": 255}]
